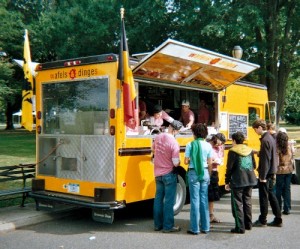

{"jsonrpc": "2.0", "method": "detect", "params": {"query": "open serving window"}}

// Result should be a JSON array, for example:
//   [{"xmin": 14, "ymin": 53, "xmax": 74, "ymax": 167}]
[{"xmin": 133, "ymin": 39, "xmax": 260, "ymax": 91}]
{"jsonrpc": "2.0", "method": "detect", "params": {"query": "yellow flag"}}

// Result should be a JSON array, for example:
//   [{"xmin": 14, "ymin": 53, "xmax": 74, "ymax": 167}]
[{"xmin": 22, "ymin": 29, "xmax": 34, "ymax": 131}]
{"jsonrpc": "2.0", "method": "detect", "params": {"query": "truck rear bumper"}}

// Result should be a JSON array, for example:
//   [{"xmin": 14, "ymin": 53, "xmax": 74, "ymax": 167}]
[{"xmin": 29, "ymin": 191, "xmax": 126, "ymax": 210}]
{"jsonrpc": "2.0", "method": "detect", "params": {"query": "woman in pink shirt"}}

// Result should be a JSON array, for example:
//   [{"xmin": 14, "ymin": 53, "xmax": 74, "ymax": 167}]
[
  {"xmin": 146, "ymin": 104, "xmax": 174, "ymax": 128},
  {"xmin": 208, "ymin": 133, "xmax": 226, "ymax": 223}
]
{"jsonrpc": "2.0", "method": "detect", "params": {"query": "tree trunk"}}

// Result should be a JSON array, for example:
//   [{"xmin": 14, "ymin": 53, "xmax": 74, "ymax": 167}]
[{"xmin": 5, "ymin": 102, "xmax": 15, "ymax": 130}]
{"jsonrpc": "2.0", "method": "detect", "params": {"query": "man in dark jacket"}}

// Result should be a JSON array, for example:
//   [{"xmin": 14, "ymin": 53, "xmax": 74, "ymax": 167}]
[
  {"xmin": 225, "ymin": 132, "xmax": 257, "ymax": 234},
  {"xmin": 252, "ymin": 119, "xmax": 282, "ymax": 227}
]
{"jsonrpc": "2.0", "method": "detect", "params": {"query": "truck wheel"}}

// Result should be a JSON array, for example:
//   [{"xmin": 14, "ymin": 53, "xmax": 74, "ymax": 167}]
[{"xmin": 174, "ymin": 174, "xmax": 186, "ymax": 215}]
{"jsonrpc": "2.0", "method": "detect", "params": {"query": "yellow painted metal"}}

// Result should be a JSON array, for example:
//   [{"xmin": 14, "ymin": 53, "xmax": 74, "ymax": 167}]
[
  {"xmin": 218, "ymin": 83, "xmax": 268, "ymax": 185},
  {"xmin": 33, "ymin": 49, "xmax": 268, "ymax": 208},
  {"xmin": 36, "ymin": 175, "xmax": 114, "ymax": 197}
]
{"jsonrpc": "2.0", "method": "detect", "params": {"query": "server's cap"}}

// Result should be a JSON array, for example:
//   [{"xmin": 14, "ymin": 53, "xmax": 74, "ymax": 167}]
[{"xmin": 181, "ymin": 100, "xmax": 190, "ymax": 106}]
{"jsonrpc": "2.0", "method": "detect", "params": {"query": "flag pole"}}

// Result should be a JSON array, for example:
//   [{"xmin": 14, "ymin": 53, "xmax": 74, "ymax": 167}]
[
  {"xmin": 117, "ymin": 7, "xmax": 138, "ymax": 131},
  {"xmin": 120, "ymin": 7, "xmax": 124, "ymax": 19}
]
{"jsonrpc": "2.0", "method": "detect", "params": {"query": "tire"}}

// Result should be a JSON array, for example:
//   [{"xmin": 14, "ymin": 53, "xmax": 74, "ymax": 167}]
[{"xmin": 173, "ymin": 174, "xmax": 186, "ymax": 215}]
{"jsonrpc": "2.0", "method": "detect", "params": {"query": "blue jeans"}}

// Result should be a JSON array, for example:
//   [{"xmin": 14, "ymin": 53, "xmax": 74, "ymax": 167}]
[
  {"xmin": 276, "ymin": 173, "xmax": 292, "ymax": 212},
  {"xmin": 188, "ymin": 169, "xmax": 210, "ymax": 233},
  {"xmin": 153, "ymin": 172, "xmax": 177, "ymax": 230}
]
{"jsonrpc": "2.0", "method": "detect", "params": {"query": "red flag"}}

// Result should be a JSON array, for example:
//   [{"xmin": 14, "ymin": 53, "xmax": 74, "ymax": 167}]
[
  {"xmin": 117, "ymin": 9, "xmax": 137, "ymax": 129},
  {"xmin": 22, "ymin": 29, "xmax": 34, "ymax": 131}
]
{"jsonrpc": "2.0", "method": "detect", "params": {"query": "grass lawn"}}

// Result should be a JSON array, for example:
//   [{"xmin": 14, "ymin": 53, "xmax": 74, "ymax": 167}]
[
  {"xmin": 0, "ymin": 128, "xmax": 36, "ymax": 166},
  {"xmin": 0, "ymin": 128, "xmax": 36, "ymax": 207},
  {"xmin": 279, "ymin": 122, "xmax": 300, "ymax": 158}
]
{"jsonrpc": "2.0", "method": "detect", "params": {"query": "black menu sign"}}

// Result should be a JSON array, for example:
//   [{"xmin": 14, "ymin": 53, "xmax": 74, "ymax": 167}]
[{"xmin": 228, "ymin": 114, "xmax": 248, "ymax": 139}]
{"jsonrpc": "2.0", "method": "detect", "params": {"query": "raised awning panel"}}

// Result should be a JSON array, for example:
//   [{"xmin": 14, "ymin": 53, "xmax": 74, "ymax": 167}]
[{"xmin": 133, "ymin": 39, "xmax": 260, "ymax": 91}]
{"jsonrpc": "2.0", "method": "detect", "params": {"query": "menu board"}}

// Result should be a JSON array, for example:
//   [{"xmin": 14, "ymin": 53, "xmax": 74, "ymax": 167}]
[{"xmin": 228, "ymin": 114, "xmax": 248, "ymax": 139}]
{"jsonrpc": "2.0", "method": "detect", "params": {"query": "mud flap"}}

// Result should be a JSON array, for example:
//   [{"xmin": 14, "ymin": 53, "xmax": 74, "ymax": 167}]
[
  {"xmin": 35, "ymin": 199, "xmax": 76, "ymax": 212},
  {"xmin": 92, "ymin": 209, "xmax": 114, "ymax": 224}
]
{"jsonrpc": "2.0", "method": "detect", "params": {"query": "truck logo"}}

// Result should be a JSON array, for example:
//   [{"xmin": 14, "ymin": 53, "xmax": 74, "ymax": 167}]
[
  {"xmin": 210, "ymin": 58, "xmax": 221, "ymax": 64},
  {"xmin": 69, "ymin": 69, "xmax": 76, "ymax": 79},
  {"xmin": 50, "ymin": 71, "xmax": 68, "ymax": 80}
]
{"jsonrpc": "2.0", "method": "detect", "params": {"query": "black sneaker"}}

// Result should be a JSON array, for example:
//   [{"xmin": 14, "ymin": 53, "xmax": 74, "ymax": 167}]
[
  {"xmin": 253, "ymin": 220, "xmax": 267, "ymax": 227},
  {"xmin": 245, "ymin": 225, "xmax": 252, "ymax": 231},
  {"xmin": 231, "ymin": 228, "xmax": 245, "ymax": 234},
  {"xmin": 267, "ymin": 221, "xmax": 283, "ymax": 227},
  {"xmin": 187, "ymin": 230, "xmax": 199, "ymax": 235},
  {"xmin": 282, "ymin": 210, "xmax": 290, "ymax": 215},
  {"xmin": 162, "ymin": 226, "xmax": 181, "ymax": 233}
]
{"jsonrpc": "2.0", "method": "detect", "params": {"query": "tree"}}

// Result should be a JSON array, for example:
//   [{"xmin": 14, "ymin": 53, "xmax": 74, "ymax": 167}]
[
  {"xmin": 283, "ymin": 76, "xmax": 300, "ymax": 124},
  {"xmin": 0, "ymin": 60, "xmax": 22, "ymax": 130},
  {"xmin": 1, "ymin": 0, "xmax": 299, "ymax": 126},
  {"xmin": 0, "ymin": 1, "xmax": 24, "ymax": 129},
  {"xmin": 120, "ymin": 0, "xmax": 179, "ymax": 53},
  {"xmin": 164, "ymin": 0, "xmax": 300, "ymax": 123},
  {"xmin": 242, "ymin": 0, "xmax": 299, "ymax": 124},
  {"xmin": 31, "ymin": 0, "xmax": 120, "ymax": 61}
]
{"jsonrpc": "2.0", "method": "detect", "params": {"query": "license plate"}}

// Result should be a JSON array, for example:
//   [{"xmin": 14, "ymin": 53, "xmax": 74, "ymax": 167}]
[{"xmin": 67, "ymin": 183, "xmax": 80, "ymax": 193}]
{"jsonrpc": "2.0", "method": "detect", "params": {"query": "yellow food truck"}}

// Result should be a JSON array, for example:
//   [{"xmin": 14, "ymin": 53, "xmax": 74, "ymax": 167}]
[{"xmin": 30, "ymin": 39, "xmax": 275, "ymax": 223}]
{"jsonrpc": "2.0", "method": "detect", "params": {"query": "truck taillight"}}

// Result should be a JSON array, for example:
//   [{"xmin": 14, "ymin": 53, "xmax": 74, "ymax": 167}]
[
  {"xmin": 36, "ymin": 64, "xmax": 43, "ymax": 71},
  {"xmin": 37, "ymin": 125, "xmax": 42, "ymax": 134},
  {"xmin": 110, "ymin": 126, "xmax": 115, "ymax": 135},
  {"xmin": 110, "ymin": 109, "xmax": 115, "ymax": 118},
  {"xmin": 37, "ymin": 111, "xmax": 42, "ymax": 119},
  {"xmin": 106, "ymin": 55, "xmax": 114, "ymax": 61},
  {"xmin": 64, "ymin": 60, "xmax": 81, "ymax": 67}
]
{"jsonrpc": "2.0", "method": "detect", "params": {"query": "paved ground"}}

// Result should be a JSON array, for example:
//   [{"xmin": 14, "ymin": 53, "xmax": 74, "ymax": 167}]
[
  {"xmin": 0, "ymin": 203, "xmax": 77, "ymax": 233},
  {"xmin": 1, "ymin": 184, "xmax": 300, "ymax": 234}
]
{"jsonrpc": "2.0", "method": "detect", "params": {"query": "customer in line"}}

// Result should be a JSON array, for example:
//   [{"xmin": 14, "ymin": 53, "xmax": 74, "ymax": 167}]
[
  {"xmin": 225, "ymin": 132, "xmax": 257, "ymax": 234},
  {"xmin": 185, "ymin": 123, "xmax": 213, "ymax": 235},
  {"xmin": 267, "ymin": 122, "xmax": 277, "ymax": 139},
  {"xmin": 152, "ymin": 121, "xmax": 183, "ymax": 233},
  {"xmin": 252, "ymin": 119, "xmax": 282, "ymax": 227},
  {"xmin": 276, "ymin": 129, "xmax": 294, "ymax": 215},
  {"xmin": 207, "ymin": 133, "xmax": 226, "ymax": 224}
]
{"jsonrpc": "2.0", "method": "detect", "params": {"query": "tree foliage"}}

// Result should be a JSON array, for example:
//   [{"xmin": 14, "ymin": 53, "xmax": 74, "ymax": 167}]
[
  {"xmin": 0, "ymin": 0, "xmax": 299, "ymax": 128},
  {"xmin": 163, "ymin": 0, "xmax": 300, "ymax": 122},
  {"xmin": 0, "ymin": 0, "xmax": 24, "ymax": 129},
  {"xmin": 0, "ymin": 59, "xmax": 22, "ymax": 129},
  {"xmin": 31, "ymin": 0, "xmax": 121, "ymax": 61},
  {"xmin": 0, "ymin": 0, "xmax": 24, "ymax": 59},
  {"xmin": 0, "ymin": 61, "xmax": 15, "ymax": 98},
  {"xmin": 283, "ymin": 76, "xmax": 300, "ymax": 125}
]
